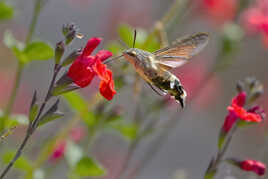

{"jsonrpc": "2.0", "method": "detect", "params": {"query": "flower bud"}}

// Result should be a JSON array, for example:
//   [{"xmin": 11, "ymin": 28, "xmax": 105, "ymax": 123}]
[
  {"xmin": 55, "ymin": 41, "xmax": 65, "ymax": 65},
  {"xmin": 62, "ymin": 23, "xmax": 78, "ymax": 45},
  {"xmin": 227, "ymin": 158, "xmax": 266, "ymax": 176}
]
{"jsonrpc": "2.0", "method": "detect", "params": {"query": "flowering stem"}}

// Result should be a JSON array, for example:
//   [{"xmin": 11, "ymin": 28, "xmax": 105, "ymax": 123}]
[
  {"xmin": 0, "ymin": 65, "xmax": 61, "ymax": 179},
  {"xmin": 204, "ymin": 123, "xmax": 238, "ymax": 178}
]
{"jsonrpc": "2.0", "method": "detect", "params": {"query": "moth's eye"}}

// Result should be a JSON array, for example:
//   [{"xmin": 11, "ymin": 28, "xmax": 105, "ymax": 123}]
[{"xmin": 127, "ymin": 51, "xmax": 136, "ymax": 57}]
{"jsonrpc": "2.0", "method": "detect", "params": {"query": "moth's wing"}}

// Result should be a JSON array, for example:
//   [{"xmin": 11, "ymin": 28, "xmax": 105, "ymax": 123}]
[{"xmin": 153, "ymin": 33, "xmax": 209, "ymax": 70}]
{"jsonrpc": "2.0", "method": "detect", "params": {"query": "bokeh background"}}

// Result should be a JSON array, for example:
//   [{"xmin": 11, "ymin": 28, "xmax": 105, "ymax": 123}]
[{"xmin": 0, "ymin": 0, "xmax": 268, "ymax": 179}]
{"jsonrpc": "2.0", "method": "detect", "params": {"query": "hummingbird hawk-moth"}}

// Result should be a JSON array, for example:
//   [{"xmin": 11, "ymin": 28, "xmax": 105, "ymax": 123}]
[{"xmin": 122, "ymin": 32, "xmax": 209, "ymax": 108}]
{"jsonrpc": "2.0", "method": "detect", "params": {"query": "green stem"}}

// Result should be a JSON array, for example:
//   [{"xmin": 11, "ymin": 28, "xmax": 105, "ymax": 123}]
[
  {"xmin": 0, "ymin": 63, "xmax": 23, "ymax": 132},
  {"xmin": 26, "ymin": 0, "xmax": 42, "ymax": 44},
  {"xmin": 0, "ymin": 0, "xmax": 45, "ymax": 132}
]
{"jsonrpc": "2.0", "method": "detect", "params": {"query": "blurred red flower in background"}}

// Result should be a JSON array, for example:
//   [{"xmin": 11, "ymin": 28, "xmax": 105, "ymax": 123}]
[
  {"xmin": 173, "ymin": 61, "xmax": 221, "ymax": 110},
  {"xmin": 67, "ymin": 37, "xmax": 116, "ymax": 100},
  {"xmin": 50, "ymin": 140, "xmax": 66, "ymax": 161},
  {"xmin": 239, "ymin": 159, "xmax": 266, "ymax": 176},
  {"xmin": 243, "ymin": 0, "xmax": 268, "ymax": 48},
  {"xmin": 50, "ymin": 126, "xmax": 85, "ymax": 161},
  {"xmin": 201, "ymin": 0, "xmax": 237, "ymax": 24}
]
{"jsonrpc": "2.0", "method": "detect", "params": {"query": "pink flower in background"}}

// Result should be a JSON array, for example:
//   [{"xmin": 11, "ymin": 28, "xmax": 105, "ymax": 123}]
[
  {"xmin": 70, "ymin": 126, "xmax": 86, "ymax": 142},
  {"xmin": 243, "ymin": 0, "xmax": 268, "ymax": 48},
  {"xmin": 201, "ymin": 0, "xmax": 237, "ymax": 24}
]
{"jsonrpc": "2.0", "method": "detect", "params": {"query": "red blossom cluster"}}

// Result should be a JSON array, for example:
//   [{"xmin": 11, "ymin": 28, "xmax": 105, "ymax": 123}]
[
  {"xmin": 222, "ymin": 91, "xmax": 263, "ymax": 133},
  {"xmin": 67, "ymin": 37, "xmax": 116, "ymax": 100},
  {"xmin": 202, "ymin": 0, "xmax": 237, "ymax": 24},
  {"xmin": 243, "ymin": 0, "xmax": 268, "ymax": 48}
]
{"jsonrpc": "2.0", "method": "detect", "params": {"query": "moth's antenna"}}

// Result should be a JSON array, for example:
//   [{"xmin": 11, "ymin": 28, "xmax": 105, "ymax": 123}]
[
  {"xmin": 133, "ymin": 29, "xmax": 137, "ymax": 48},
  {"xmin": 103, "ymin": 54, "xmax": 123, "ymax": 64}
]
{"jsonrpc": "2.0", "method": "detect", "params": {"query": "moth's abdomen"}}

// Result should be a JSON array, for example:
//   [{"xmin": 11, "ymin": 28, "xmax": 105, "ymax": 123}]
[{"xmin": 152, "ymin": 72, "xmax": 187, "ymax": 108}]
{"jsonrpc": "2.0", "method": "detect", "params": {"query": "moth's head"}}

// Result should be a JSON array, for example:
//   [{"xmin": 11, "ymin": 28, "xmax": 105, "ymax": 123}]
[{"xmin": 123, "ymin": 48, "xmax": 140, "ymax": 63}]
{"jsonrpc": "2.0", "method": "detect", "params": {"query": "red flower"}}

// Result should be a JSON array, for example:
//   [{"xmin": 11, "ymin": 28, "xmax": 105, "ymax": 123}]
[
  {"xmin": 202, "ymin": 0, "xmax": 237, "ymax": 24},
  {"xmin": 239, "ymin": 160, "xmax": 266, "ymax": 176},
  {"xmin": 50, "ymin": 140, "xmax": 66, "ymax": 161},
  {"xmin": 67, "ymin": 37, "xmax": 116, "ymax": 100},
  {"xmin": 243, "ymin": 0, "xmax": 268, "ymax": 48},
  {"xmin": 222, "ymin": 91, "xmax": 263, "ymax": 133}
]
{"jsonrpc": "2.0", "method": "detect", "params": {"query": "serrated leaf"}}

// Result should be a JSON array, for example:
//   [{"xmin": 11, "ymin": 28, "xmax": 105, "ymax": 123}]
[
  {"xmin": 24, "ymin": 42, "xmax": 54, "ymax": 61},
  {"xmin": 74, "ymin": 157, "xmax": 105, "ymax": 177},
  {"xmin": 0, "ymin": 2, "xmax": 14, "ymax": 21},
  {"xmin": 63, "ymin": 92, "xmax": 96, "ymax": 126},
  {"xmin": 2, "ymin": 151, "xmax": 33, "ymax": 172},
  {"xmin": 65, "ymin": 140, "xmax": 83, "ymax": 167}
]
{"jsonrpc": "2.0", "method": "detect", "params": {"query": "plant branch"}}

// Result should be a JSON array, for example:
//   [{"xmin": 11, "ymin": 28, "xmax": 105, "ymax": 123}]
[{"xmin": 0, "ymin": 65, "xmax": 60, "ymax": 179}]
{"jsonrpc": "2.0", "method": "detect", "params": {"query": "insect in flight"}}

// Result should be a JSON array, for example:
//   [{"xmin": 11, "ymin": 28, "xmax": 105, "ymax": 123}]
[{"xmin": 108, "ymin": 31, "xmax": 209, "ymax": 108}]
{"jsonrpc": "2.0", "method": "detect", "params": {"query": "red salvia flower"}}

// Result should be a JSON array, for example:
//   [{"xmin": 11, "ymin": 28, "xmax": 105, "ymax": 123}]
[
  {"xmin": 239, "ymin": 160, "xmax": 266, "ymax": 176},
  {"xmin": 67, "ymin": 37, "xmax": 116, "ymax": 100},
  {"xmin": 243, "ymin": 0, "xmax": 268, "ymax": 48},
  {"xmin": 222, "ymin": 91, "xmax": 263, "ymax": 133},
  {"xmin": 202, "ymin": 0, "xmax": 237, "ymax": 24}
]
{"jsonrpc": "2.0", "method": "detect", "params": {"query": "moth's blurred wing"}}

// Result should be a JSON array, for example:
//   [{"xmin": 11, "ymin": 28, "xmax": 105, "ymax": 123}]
[{"xmin": 154, "ymin": 33, "xmax": 209, "ymax": 70}]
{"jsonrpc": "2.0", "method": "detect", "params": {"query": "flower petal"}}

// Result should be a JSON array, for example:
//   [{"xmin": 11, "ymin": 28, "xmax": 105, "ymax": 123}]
[
  {"xmin": 232, "ymin": 91, "xmax": 246, "ymax": 107},
  {"xmin": 222, "ymin": 110, "xmax": 238, "ymax": 133},
  {"xmin": 96, "ymin": 50, "xmax": 113, "ymax": 62},
  {"xmin": 67, "ymin": 56, "xmax": 96, "ymax": 87},
  {"xmin": 82, "ymin": 37, "xmax": 102, "ymax": 57},
  {"xmin": 99, "ymin": 70, "xmax": 116, "ymax": 100}
]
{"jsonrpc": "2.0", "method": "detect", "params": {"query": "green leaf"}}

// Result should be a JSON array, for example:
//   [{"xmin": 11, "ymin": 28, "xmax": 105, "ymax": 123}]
[
  {"xmin": 2, "ymin": 151, "xmax": 33, "ymax": 172},
  {"xmin": 65, "ymin": 140, "xmax": 83, "ymax": 167},
  {"xmin": 118, "ymin": 24, "xmax": 133, "ymax": 47},
  {"xmin": 106, "ymin": 42, "xmax": 123, "ymax": 55},
  {"xmin": 38, "ymin": 112, "xmax": 63, "ymax": 127},
  {"xmin": 24, "ymin": 42, "xmax": 54, "ymax": 61},
  {"xmin": 74, "ymin": 157, "xmax": 105, "ymax": 177},
  {"xmin": 110, "ymin": 120, "xmax": 138, "ymax": 141},
  {"xmin": 0, "ymin": 2, "xmax": 14, "ymax": 21},
  {"xmin": 29, "ymin": 104, "xmax": 38, "ymax": 122},
  {"xmin": 63, "ymin": 92, "xmax": 96, "ymax": 126}
]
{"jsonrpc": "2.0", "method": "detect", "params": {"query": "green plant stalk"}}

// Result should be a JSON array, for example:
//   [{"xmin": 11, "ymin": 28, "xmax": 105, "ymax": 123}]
[
  {"xmin": 0, "ymin": 0, "xmax": 45, "ymax": 132},
  {"xmin": 0, "ymin": 63, "xmax": 23, "ymax": 131}
]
